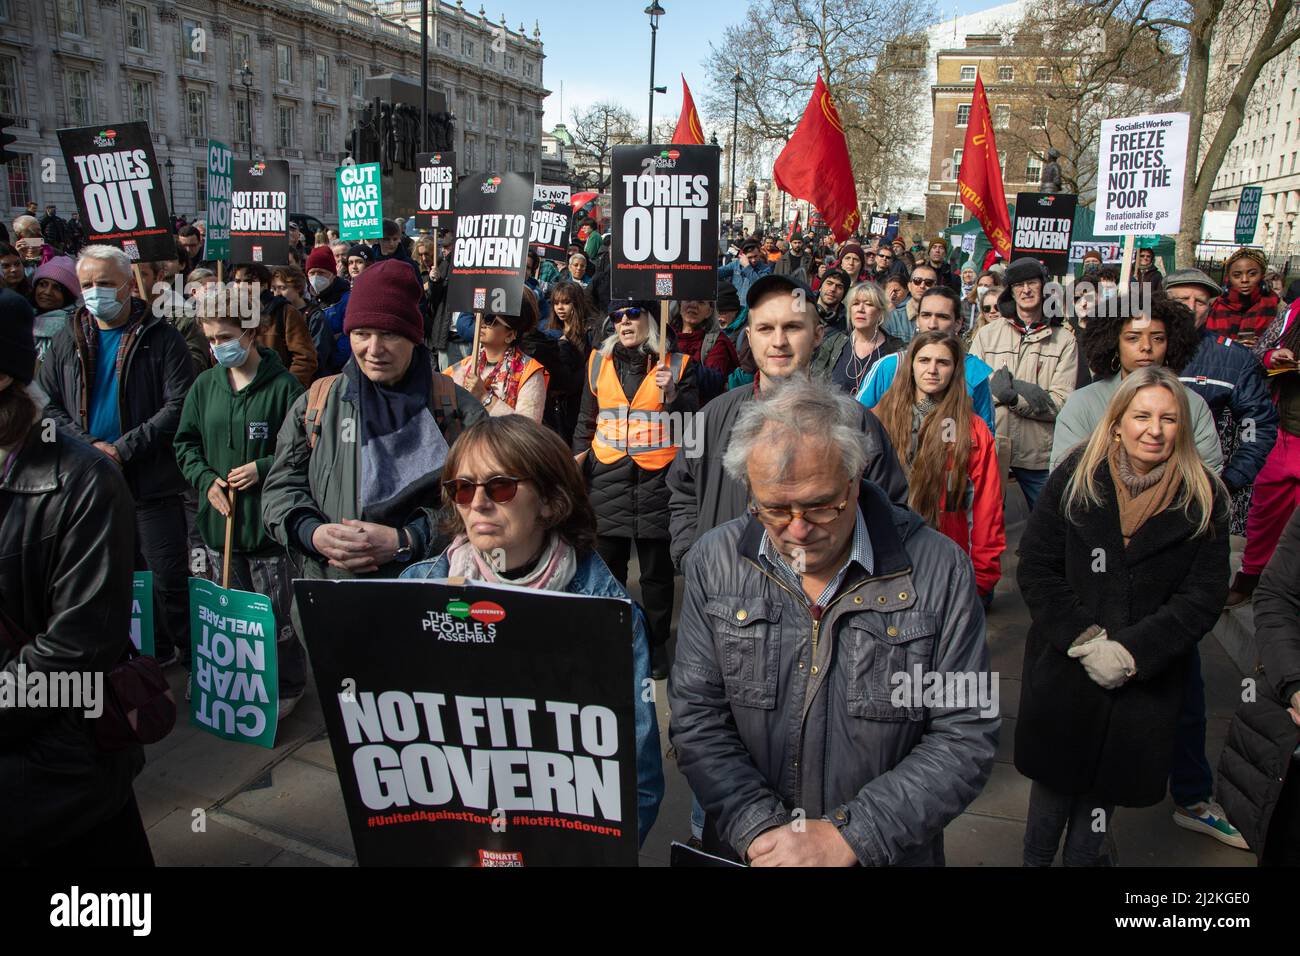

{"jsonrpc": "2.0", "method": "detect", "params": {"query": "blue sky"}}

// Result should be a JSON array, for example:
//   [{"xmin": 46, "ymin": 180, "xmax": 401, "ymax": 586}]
[{"xmin": 491, "ymin": 0, "xmax": 1006, "ymax": 131}]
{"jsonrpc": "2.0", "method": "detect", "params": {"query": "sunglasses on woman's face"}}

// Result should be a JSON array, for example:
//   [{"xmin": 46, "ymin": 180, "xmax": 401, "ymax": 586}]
[
  {"xmin": 612, "ymin": 308, "xmax": 645, "ymax": 322},
  {"xmin": 481, "ymin": 316, "xmax": 508, "ymax": 328},
  {"xmin": 442, "ymin": 475, "xmax": 527, "ymax": 505},
  {"xmin": 982, "ymin": 304, "xmax": 999, "ymax": 313}
]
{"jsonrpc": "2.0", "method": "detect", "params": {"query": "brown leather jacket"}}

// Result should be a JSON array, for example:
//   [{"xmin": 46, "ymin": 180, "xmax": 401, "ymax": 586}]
[{"xmin": 256, "ymin": 295, "xmax": 318, "ymax": 387}]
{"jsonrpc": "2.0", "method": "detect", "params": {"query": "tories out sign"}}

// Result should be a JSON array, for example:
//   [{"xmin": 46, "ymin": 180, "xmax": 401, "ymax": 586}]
[
  {"xmin": 295, "ymin": 579, "xmax": 640, "ymax": 866},
  {"xmin": 611, "ymin": 144, "xmax": 719, "ymax": 300},
  {"xmin": 445, "ymin": 171, "xmax": 533, "ymax": 316},
  {"xmin": 414, "ymin": 151, "xmax": 456, "ymax": 230},
  {"xmin": 57, "ymin": 122, "xmax": 174, "ymax": 261},
  {"xmin": 1011, "ymin": 192, "xmax": 1077, "ymax": 275},
  {"xmin": 229, "ymin": 159, "xmax": 290, "ymax": 265},
  {"xmin": 1094, "ymin": 112, "xmax": 1190, "ymax": 236},
  {"xmin": 530, "ymin": 183, "xmax": 572, "ymax": 263}
]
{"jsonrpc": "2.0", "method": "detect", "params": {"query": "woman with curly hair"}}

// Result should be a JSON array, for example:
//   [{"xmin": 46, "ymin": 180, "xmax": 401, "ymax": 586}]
[{"xmin": 1050, "ymin": 290, "xmax": 1223, "ymax": 474}]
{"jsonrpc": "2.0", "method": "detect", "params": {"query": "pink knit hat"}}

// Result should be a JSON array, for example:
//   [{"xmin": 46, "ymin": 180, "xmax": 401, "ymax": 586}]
[
  {"xmin": 33, "ymin": 255, "xmax": 80, "ymax": 299},
  {"xmin": 343, "ymin": 258, "xmax": 425, "ymax": 343}
]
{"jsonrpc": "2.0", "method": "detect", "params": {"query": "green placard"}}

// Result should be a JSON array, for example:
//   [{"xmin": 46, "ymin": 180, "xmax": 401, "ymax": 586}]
[
  {"xmin": 204, "ymin": 139, "xmax": 233, "ymax": 261},
  {"xmin": 188, "ymin": 577, "xmax": 279, "ymax": 748},
  {"xmin": 131, "ymin": 571, "xmax": 154, "ymax": 657},
  {"xmin": 337, "ymin": 162, "xmax": 383, "ymax": 241},
  {"xmin": 1235, "ymin": 186, "xmax": 1262, "ymax": 245}
]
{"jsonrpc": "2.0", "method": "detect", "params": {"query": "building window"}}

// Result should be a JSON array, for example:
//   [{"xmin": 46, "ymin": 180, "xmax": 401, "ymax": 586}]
[
  {"xmin": 959, "ymin": 65, "xmax": 977, "ymax": 82},
  {"xmin": 956, "ymin": 104, "xmax": 971, "ymax": 127},
  {"xmin": 187, "ymin": 89, "xmax": 208, "ymax": 138},
  {"xmin": 316, "ymin": 54, "xmax": 329, "ymax": 91},
  {"xmin": 233, "ymin": 33, "xmax": 250, "ymax": 70},
  {"xmin": 290, "ymin": 173, "xmax": 300, "ymax": 210},
  {"xmin": 125, "ymin": 3, "xmax": 149, "ymax": 52},
  {"xmin": 951, "ymin": 148, "xmax": 963, "ymax": 180},
  {"xmin": 58, "ymin": 0, "xmax": 85, "ymax": 37},
  {"xmin": 487, "ymin": 100, "xmax": 497, "ymax": 128},
  {"xmin": 464, "ymin": 137, "xmax": 476, "ymax": 169},
  {"xmin": 0, "ymin": 0, "xmax": 10, "ymax": 22},
  {"xmin": 999, "ymin": 150, "xmax": 1007, "ymax": 175},
  {"xmin": 183, "ymin": 18, "xmax": 204, "ymax": 63},
  {"xmin": 1026, "ymin": 154, "xmax": 1043, "ymax": 182},
  {"xmin": 277, "ymin": 43, "xmax": 292, "ymax": 84},
  {"xmin": 1032, "ymin": 106, "xmax": 1048, "ymax": 128},
  {"xmin": 506, "ymin": 146, "xmax": 514, "ymax": 171},
  {"xmin": 997, "ymin": 66, "xmax": 1013, "ymax": 82},
  {"xmin": 506, "ymin": 54, "xmax": 516, "ymax": 71},
  {"xmin": 947, "ymin": 204, "xmax": 964, "ymax": 228},
  {"xmin": 6, "ymin": 152, "xmax": 32, "ymax": 209},
  {"xmin": 525, "ymin": 112, "xmax": 534, "ymax": 138},
  {"xmin": 506, "ymin": 107, "xmax": 514, "ymax": 133},
  {"xmin": 195, "ymin": 165, "xmax": 206, "ymax": 207},
  {"xmin": 278, "ymin": 104, "xmax": 296, "ymax": 148},
  {"xmin": 462, "ymin": 37, "xmax": 474, "ymax": 57},
  {"xmin": 323, "ymin": 176, "xmax": 336, "ymax": 215},
  {"xmin": 351, "ymin": 65, "xmax": 364, "ymax": 98},
  {"xmin": 464, "ymin": 96, "xmax": 476, "ymax": 124},
  {"xmin": 437, "ymin": 28, "xmax": 451, "ymax": 50},
  {"xmin": 487, "ymin": 139, "xmax": 496, "ymax": 169},
  {"xmin": 484, "ymin": 46, "xmax": 495, "ymax": 66},
  {"xmin": 525, "ymin": 147, "xmax": 533, "ymax": 171},
  {"xmin": 65, "ymin": 68, "xmax": 92, "ymax": 126},
  {"xmin": 524, "ymin": 60, "xmax": 534, "ymax": 79},
  {"xmin": 128, "ymin": 78, "xmax": 153, "ymax": 125},
  {"xmin": 1036, "ymin": 65, "xmax": 1052, "ymax": 82},
  {"xmin": 0, "ymin": 54, "xmax": 20, "ymax": 115},
  {"xmin": 994, "ymin": 104, "xmax": 1010, "ymax": 129},
  {"xmin": 315, "ymin": 112, "xmax": 332, "ymax": 154},
  {"xmin": 234, "ymin": 97, "xmax": 251, "ymax": 144}
]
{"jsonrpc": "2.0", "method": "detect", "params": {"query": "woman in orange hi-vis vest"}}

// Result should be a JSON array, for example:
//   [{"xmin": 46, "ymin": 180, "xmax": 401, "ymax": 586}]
[
  {"xmin": 445, "ymin": 288, "xmax": 549, "ymax": 421},
  {"xmin": 572, "ymin": 298, "xmax": 699, "ymax": 679}
]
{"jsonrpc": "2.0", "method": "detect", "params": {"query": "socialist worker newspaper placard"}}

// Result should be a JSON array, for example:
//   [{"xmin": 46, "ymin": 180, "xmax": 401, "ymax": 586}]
[
  {"xmin": 1011, "ymin": 192, "xmax": 1077, "ymax": 276},
  {"xmin": 229, "ymin": 159, "xmax": 291, "ymax": 265},
  {"xmin": 611, "ymin": 144, "xmax": 719, "ymax": 300},
  {"xmin": 1094, "ymin": 112, "xmax": 1190, "ymax": 236},
  {"xmin": 445, "ymin": 171, "xmax": 534, "ymax": 317},
  {"xmin": 295, "ymin": 579, "xmax": 639, "ymax": 866},
  {"xmin": 57, "ymin": 122, "xmax": 175, "ymax": 261}
]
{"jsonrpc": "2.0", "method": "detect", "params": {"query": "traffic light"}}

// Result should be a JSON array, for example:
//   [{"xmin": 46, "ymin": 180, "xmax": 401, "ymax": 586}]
[{"xmin": 0, "ymin": 116, "xmax": 17, "ymax": 165}]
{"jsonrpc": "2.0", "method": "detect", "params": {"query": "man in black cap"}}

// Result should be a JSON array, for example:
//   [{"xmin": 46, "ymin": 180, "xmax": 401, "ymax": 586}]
[{"xmin": 667, "ymin": 272, "xmax": 908, "ymax": 569}]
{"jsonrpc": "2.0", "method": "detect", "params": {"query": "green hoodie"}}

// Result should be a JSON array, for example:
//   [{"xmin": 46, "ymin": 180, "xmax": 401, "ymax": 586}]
[{"xmin": 174, "ymin": 346, "xmax": 304, "ymax": 554}]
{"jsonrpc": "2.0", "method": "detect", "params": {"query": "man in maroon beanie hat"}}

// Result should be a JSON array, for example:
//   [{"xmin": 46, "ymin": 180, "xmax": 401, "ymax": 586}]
[{"xmin": 263, "ymin": 258, "xmax": 485, "ymax": 597}]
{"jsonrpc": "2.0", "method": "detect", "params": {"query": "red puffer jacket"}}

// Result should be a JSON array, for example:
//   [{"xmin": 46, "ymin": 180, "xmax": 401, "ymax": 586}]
[{"xmin": 937, "ymin": 414, "xmax": 1006, "ymax": 596}]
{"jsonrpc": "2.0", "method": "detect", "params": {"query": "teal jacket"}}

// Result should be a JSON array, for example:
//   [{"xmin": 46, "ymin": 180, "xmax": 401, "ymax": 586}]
[{"xmin": 174, "ymin": 347, "xmax": 303, "ymax": 554}]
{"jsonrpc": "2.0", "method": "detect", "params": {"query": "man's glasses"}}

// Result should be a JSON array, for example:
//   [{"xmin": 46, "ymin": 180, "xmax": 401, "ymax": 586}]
[
  {"xmin": 910, "ymin": 277, "xmax": 936, "ymax": 287},
  {"xmin": 748, "ymin": 485, "xmax": 852, "ymax": 528},
  {"xmin": 442, "ymin": 476, "xmax": 527, "ymax": 506},
  {"xmin": 878, "ymin": 253, "xmax": 893, "ymax": 261}
]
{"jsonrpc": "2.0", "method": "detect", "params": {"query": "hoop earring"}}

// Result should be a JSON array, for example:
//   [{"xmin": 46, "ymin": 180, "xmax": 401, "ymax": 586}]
[{"xmin": 1110, "ymin": 353, "xmax": 1120, "ymax": 374}]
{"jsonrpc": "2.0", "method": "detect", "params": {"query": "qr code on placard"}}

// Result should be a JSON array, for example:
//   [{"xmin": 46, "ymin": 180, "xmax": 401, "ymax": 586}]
[
  {"xmin": 473, "ymin": 287, "xmax": 487, "ymax": 310},
  {"xmin": 654, "ymin": 273, "xmax": 673, "ymax": 296},
  {"xmin": 123, "ymin": 240, "xmax": 140, "ymax": 261},
  {"xmin": 252, "ymin": 245, "xmax": 264, "ymax": 262}
]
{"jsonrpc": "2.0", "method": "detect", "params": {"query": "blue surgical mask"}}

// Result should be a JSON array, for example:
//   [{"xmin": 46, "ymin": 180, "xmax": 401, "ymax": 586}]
[
  {"xmin": 81, "ymin": 285, "xmax": 125, "ymax": 323},
  {"xmin": 211, "ymin": 336, "xmax": 251, "ymax": 369}
]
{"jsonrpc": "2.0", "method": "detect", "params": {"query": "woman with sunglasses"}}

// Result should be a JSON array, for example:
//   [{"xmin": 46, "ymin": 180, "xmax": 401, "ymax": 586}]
[
  {"xmin": 400, "ymin": 416, "xmax": 665, "ymax": 846},
  {"xmin": 444, "ymin": 289, "xmax": 549, "ymax": 421},
  {"xmin": 964, "ymin": 287, "xmax": 1003, "ymax": 349},
  {"xmin": 572, "ymin": 299, "xmax": 699, "ymax": 679},
  {"xmin": 871, "ymin": 331, "xmax": 1005, "ymax": 610}
]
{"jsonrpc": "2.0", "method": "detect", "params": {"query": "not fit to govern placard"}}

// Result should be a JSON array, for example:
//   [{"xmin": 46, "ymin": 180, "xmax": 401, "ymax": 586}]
[
  {"xmin": 57, "ymin": 122, "xmax": 174, "ymax": 261},
  {"xmin": 445, "ymin": 171, "xmax": 534, "ymax": 316},
  {"xmin": 229, "ymin": 159, "xmax": 291, "ymax": 265},
  {"xmin": 611, "ymin": 144, "xmax": 720, "ymax": 300},
  {"xmin": 1011, "ymin": 192, "xmax": 1077, "ymax": 276},
  {"xmin": 1094, "ymin": 112, "xmax": 1190, "ymax": 236}
]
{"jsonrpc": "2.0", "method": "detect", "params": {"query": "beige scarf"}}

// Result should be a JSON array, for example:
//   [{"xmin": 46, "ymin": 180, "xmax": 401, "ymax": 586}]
[{"xmin": 1107, "ymin": 442, "xmax": 1182, "ymax": 546}]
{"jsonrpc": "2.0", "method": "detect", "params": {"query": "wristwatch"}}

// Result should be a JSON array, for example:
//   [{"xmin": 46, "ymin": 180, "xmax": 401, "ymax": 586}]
[{"xmin": 394, "ymin": 527, "xmax": 413, "ymax": 563}]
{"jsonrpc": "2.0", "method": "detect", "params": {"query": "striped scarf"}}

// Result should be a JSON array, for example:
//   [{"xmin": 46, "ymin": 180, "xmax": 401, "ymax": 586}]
[{"xmin": 1206, "ymin": 285, "xmax": 1279, "ymax": 342}]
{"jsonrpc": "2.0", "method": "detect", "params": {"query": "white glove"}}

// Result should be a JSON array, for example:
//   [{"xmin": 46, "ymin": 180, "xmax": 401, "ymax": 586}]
[{"xmin": 1067, "ymin": 636, "xmax": 1136, "ymax": 690}]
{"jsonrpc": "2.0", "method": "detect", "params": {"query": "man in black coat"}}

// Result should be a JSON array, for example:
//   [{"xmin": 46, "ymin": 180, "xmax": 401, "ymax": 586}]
[
  {"xmin": 667, "ymin": 273, "xmax": 909, "ymax": 569},
  {"xmin": 37, "ymin": 245, "xmax": 196, "ymax": 669}
]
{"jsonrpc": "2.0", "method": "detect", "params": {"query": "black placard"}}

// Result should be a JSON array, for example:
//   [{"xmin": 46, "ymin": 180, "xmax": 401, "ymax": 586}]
[
  {"xmin": 1012, "ymin": 192, "xmax": 1078, "ymax": 276},
  {"xmin": 611, "ymin": 144, "xmax": 719, "ymax": 300},
  {"xmin": 445, "ymin": 171, "xmax": 533, "ymax": 316},
  {"xmin": 229, "ymin": 159, "xmax": 291, "ymax": 266},
  {"xmin": 414, "ymin": 151, "xmax": 456, "ymax": 230},
  {"xmin": 294, "ymin": 579, "xmax": 640, "ymax": 867},
  {"xmin": 530, "ymin": 194, "xmax": 572, "ymax": 265},
  {"xmin": 56, "ymin": 122, "xmax": 174, "ymax": 262}
]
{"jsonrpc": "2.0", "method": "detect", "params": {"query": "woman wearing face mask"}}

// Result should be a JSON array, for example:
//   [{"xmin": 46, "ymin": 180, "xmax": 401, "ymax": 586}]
[
  {"xmin": 871, "ymin": 330, "xmax": 1004, "ymax": 609},
  {"xmin": 173, "ymin": 294, "xmax": 308, "ymax": 715},
  {"xmin": 1206, "ymin": 248, "xmax": 1280, "ymax": 347},
  {"xmin": 30, "ymin": 256, "xmax": 80, "ymax": 364},
  {"xmin": 1016, "ymin": 366, "xmax": 1229, "ymax": 866},
  {"xmin": 444, "ymin": 290, "xmax": 549, "ymax": 421},
  {"xmin": 304, "ymin": 245, "xmax": 352, "ymax": 376},
  {"xmin": 572, "ymin": 299, "xmax": 699, "ymax": 679},
  {"xmin": 399, "ymin": 415, "xmax": 665, "ymax": 844}
]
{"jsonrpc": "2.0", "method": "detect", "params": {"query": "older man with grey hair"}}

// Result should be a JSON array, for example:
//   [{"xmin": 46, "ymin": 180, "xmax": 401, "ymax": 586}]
[{"xmin": 668, "ymin": 377, "xmax": 998, "ymax": 866}]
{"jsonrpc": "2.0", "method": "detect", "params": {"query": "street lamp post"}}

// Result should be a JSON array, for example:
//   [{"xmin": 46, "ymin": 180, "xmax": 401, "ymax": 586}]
[
  {"xmin": 164, "ymin": 156, "xmax": 175, "ymax": 219},
  {"xmin": 645, "ymin": 2, "xmax": 666, "ymax": 143},
  {"xmin": 730, "ymin": 66, "xmax": 741, "ymax": 238},
  {"xmin": 238, "ymin": 60, "xmax": 254, "ymax": 161},
  {"xmin": 779, "ymin": 116, "xmax": 793, "ymax": 226}
]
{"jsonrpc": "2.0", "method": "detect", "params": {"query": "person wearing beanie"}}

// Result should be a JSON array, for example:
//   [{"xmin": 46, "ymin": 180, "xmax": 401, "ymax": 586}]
[
  {"xmin": 834, "ymin": 242, "xmax": 867, "ymax": 284},
  {"xmin": 444, "ymin": 288, "xmax": 549, "ymax": 421},
  {"xmin": 304, "ymin": 245, "xmax": 351, "ymax": 375},
  {"xmin": 1207, "ymin": 247, "xmax": 1278, "ymax": 345},
  {"xmin": 573, "ymin": 297, "xmax": 699, "ymax": 679},
  {"xmin": 0, "ymin": 288, "xmax": 154, "ymax": 866},
  {"xmin": 926, "ymin": 236, "xmax": 960, "ymax": 293},
  {"xmin": 30, "ymin": 255, "xmax": 80, "ymax": 364},
  {"xmin": 969, "ymin": 256, "xmax": 1078, "ymax": 510},
  {"xmin": 343, "ymin": 244, "xmax": 372, "ymax": 280}
]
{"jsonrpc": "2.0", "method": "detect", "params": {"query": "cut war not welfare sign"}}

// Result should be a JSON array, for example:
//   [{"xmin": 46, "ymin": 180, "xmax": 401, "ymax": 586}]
[
  {"xmin": 188, "ymin": 578, "xmax": 279, "ymax": 748},
  {"xmin": 337, "ymin": 162, "xmax": 384, "ymax": 241},
  {"xmin": 204, "ymin": 139, "xmax": 233, "ymax": 262},
  {"xmin": 57, "ymin": 122, "xmax": 175, "ymax": 262},
  {"xmin": 295, "ymin": 578, "xmax": 639, "ymax": 866}
]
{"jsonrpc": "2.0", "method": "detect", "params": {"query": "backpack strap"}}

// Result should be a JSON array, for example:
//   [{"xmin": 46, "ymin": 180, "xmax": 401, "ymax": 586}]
[
  {"xmin": 303, "ymin": 374, "xmax": 340, "ymax": 450},
  {"xmin": 588, "ymin": 350, "xmax": 604, "ymax": 394},
  {"xmin": 430, "ymin": 365, "xmax": 464, "ymax": 444}
]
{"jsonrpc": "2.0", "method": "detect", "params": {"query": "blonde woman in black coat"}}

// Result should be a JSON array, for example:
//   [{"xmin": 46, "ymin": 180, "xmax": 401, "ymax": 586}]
[{"xmin": 1016, "ymin": 366, "xmax": 1229, "ymax": 865}]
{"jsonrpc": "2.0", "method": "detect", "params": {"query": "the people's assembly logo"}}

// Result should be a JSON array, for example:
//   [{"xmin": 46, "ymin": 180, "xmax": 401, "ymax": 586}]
[
  {"xmin": 249, "ymin": 161, "xmax": 267, "ymax": 177},
  {"xmin": 92, "ymin": 128, "xmax": 118, "ymax": 148},
  {"xmin": 481, "ymin": 176, "xmax": 502, "ymax": 194},
  {"xmin": 421, "ymin": 600, "xmax": 506, "ymax": 643}
]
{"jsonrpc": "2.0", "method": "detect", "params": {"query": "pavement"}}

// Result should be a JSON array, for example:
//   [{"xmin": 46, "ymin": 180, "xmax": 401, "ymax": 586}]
[{"xmin": 137, "ymin": 489, "xmax": 1259, "ymax": 867}]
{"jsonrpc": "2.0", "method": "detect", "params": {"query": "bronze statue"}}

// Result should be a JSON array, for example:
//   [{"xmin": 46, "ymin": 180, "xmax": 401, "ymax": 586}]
[{"xmin": 1041, "ymin": 148, "xmax": 1062, "ymax": 194}]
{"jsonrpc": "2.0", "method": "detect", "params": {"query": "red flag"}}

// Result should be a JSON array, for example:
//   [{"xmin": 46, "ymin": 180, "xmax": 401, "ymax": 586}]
[
  {"xmin": 957, "ymin": 75, "xmax": 1012, "ymax": 260},
  {"xmin": 671, "ymin": 75, "xmax": 705, "ymax": 146},
  {"xmin": 787, "ymin": 211, "xmax": 800, "ymax": 241},
  {"xmin": 774, "ymin": 76, "xmax": 860, "ymax": 241}
]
